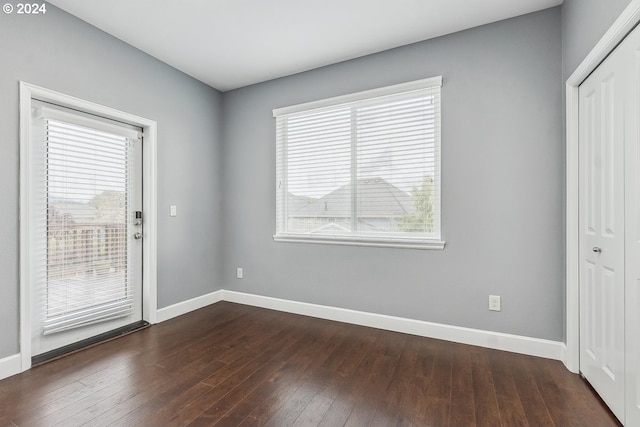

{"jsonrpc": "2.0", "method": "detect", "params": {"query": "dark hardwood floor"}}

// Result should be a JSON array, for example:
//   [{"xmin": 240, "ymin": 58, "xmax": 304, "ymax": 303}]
[{"xmin": 0, "ymin": 302, "xmax": 620, "ymax": 426}]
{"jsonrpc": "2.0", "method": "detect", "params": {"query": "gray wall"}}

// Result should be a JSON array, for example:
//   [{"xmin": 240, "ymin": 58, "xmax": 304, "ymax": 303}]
[
  {"xmin": 3, "ymin": 1, "xmax": 615, "ymax": 359},
  {"xmin": 222, "ymin": 8, "xmax": 564, "ymax": 341},
  {"xmin": 562, "ymin": 0, "xmax": 632, "ymax": 80},
  {"xmin": 0, "ymin": 3, "xmax": 224, "ymax": 357}
]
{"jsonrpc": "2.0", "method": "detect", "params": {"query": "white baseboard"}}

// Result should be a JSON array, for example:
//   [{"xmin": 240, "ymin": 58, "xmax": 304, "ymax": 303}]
[
  {"xmin": 0, "ymin": 354, "xmax": 22, "ymax": 381},
  {"xmin": 9, "ymin": 289, "xmax": 565, "ymax": 380},
  {"xmin": 156, "ymin": 290, "xmax": 224, "ymax": 323},
  {"xmin": 222, "ymin": 290, "xmax": 566, "ymax": 362},
  {"xmin": 560, "ymin": 344, "xmax": 571, "ymax": 372},
  {"xmin": 154, "ymin": 289, "xmax": 565, "ymax": 362}
]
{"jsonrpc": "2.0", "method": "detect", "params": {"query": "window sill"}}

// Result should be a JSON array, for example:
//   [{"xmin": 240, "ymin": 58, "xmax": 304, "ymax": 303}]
[{"xmin": 273, "ymin": 234, "xmax": 445, "ymax": 250}]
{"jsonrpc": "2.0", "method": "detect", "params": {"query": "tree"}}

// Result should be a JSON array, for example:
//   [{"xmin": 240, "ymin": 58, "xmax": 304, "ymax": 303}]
[
  {"xmin": 398, "ymin": 176, "xmax": 435, "ymax": 233},
  {"xmin": 89, "ymin": 190, "xmax": 126, "ymax": 223}
]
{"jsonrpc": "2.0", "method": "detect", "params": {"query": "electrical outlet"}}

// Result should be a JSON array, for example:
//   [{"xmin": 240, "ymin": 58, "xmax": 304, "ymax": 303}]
[
  {"xmin": 489, "ymin": 295, "xmax": 501, "ymax": 311},
  {"xmin": 236, "ymin": 267, "xmax": 243, "ymax": 279}
]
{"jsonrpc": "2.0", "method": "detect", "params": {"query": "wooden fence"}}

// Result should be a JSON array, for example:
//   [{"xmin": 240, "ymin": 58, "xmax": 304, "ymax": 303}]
[{"xmin": 47, "ymin": 223, "xmax": 127, "ymax": 280}]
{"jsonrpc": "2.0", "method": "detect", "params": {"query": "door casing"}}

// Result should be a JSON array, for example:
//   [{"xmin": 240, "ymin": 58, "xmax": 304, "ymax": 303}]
[{"xmin": 19, "ymin": 82, "xmax": 158, "ymax": 372}]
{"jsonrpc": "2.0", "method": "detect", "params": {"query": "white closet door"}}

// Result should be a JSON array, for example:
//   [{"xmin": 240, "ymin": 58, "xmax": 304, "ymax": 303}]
[
  {"xmin": 579, "ymin": 31, "xmax": 626, "ymax": 422},
  {"xmin": 625, "ymin": 23, "xmax": 640, "ymax": 427}
]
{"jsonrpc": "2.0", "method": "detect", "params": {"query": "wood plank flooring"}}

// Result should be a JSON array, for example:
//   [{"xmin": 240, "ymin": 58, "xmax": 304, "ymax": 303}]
[{"xmin": 0, "ymin": 302, "xmax": 620, "ymax": 426}]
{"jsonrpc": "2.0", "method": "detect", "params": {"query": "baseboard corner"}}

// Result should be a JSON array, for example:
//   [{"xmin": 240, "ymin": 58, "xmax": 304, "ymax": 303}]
[
  {"xmin": 156, "ymin": 289, "xmax": 224, "ymax": 323},
  {"xmin": 0, "ymin": 353, "xmax": 22, "ymax": 381}
]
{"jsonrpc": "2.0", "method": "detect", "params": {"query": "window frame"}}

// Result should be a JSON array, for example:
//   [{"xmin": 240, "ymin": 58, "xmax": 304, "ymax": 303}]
[{"xmin": 273, "ymin": 76, "xmax": 445, "ymax": 250}]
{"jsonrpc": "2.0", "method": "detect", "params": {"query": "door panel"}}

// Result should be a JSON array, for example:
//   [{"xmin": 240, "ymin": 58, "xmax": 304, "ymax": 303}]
[
  {"xmin": 584, "ymin": 90, "xmax": 598, "ymax": 237},
  {"xmin": 579, "ymin": 38, "xmax": 626, "ymax": 423},
  {"xmin": 600, "ymin": 75, "xmax": 617, "ymax": 238}
]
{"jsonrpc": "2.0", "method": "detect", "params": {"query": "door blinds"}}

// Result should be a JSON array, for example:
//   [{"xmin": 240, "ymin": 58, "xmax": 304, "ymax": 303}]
[{"xmin": 30, "ymin": 101, "xmax": 141, "ymax": 335}]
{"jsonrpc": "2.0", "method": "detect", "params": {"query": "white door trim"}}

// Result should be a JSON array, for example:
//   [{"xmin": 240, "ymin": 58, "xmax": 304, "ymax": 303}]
[
  {"xmin": 19, "ymin": 82, "xmax": 158, "ymax": 372},
  {"xmin": 565, "ymin": 0, "xmax": 640, "ymax": 373}
]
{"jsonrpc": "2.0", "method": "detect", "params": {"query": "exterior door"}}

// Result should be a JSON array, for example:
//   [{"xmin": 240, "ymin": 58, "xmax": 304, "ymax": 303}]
[
  {"xmin": 578, "ymin": 32, "xmax": 626, "ymax": 422},
  {"xmin": 30, "ymin": 101, "xmax": 143, "ymax": 358}
]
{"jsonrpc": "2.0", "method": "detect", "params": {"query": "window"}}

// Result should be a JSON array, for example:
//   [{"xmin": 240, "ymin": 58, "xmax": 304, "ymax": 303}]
[{"xmin": 274, "ymin": 77, "xmax": 443, "ymax": 249}]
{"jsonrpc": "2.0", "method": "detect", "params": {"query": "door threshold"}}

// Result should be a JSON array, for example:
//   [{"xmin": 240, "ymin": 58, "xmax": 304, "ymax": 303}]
[{"xmin": 31, "ymin": 320, "xmax": 150, "ymax": 366}]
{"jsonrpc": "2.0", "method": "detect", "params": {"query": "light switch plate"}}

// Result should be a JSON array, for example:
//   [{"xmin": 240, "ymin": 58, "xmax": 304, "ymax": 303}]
[
  {"xmin": 170, "ymin": 205, "xmax": 177, "ymax": 217},
  {"xmin": 489, "ymin": 295, "xmax": 501, "ymax": 312}
]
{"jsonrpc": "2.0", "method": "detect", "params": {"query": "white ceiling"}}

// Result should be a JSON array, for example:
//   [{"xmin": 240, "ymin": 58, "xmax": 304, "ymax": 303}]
[{"xmin": 48, "ymin": 0, "xmax": 563, "ymax": 92}]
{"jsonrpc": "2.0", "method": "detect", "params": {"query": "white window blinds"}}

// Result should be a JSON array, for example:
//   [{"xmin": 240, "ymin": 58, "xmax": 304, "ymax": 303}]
[
  {"xmin": 30, "ymin": 102, "xmax": 141, "ymax": 335},
  {"xmin": 274, "ymin": 77, "xmax": 443, "ymax": 249}
]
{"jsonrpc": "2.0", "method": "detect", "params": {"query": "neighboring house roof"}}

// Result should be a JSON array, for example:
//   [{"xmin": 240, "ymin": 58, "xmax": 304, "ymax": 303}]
[
  {"xmin": 310, "ymin": 222, "xmax": 351, "ymax": 233},
  {"xmin": 287, "ymin": 193, "xmax": 316, "ymax": 213},
  {"xmin": 290, "ymin": 177, "xmax": 413, "ymax": 218}
]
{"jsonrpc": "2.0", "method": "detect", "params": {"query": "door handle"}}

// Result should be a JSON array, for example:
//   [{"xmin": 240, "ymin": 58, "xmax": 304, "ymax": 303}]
[
  {"xmin": 133, "ymin": 232, "xmax": 143, "ymax": 240},
  {"xmin": 592, "ymin": 247, "xmax": 602, "ymax": 253}
]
